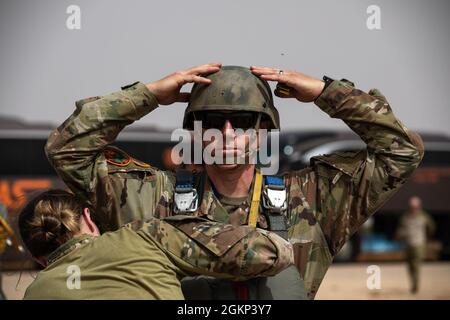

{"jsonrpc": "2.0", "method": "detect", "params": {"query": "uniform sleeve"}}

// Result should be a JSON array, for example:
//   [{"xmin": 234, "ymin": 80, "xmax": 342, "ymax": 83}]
[
  {"xmin": 129, "ymin": 216, "xmax": 294, "ymax": 280},
  {"xmin": 290, "ymin": 79, "xmax": 424, "ymax": 256},
  {"xmin": 45, "ymin": 82, "xmax": 162, "ymax": 229}
]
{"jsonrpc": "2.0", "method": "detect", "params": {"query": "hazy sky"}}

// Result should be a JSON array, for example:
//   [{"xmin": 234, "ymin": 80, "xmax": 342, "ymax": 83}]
[{"xmin": 0, "ymin": 0, "xmax": 449, "ymax": 135}]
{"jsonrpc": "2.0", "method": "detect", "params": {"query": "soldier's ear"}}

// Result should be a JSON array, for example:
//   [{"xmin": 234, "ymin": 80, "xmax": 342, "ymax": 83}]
[{"xmin": 82, "ymin": 208, "xmax": 100, "ymax": 236}]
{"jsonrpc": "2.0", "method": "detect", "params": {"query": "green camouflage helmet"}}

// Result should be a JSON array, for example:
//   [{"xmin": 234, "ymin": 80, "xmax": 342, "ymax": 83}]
[{"xmin": 183, "ymin": 65, "xmax": 280, "ymax": 130}]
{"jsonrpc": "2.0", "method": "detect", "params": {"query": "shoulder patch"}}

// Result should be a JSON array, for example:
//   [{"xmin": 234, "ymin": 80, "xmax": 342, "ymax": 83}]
[
  {"xmin": 104, "ymin": 147, "xmax": 131, "ymax": 167},
  {"xmin": 132, "ymin": 158, "xmax": 151, "ymax": 168},
  {"xmin": 103, "ymin": 146, "xmax": 154, "ymax": 171}
]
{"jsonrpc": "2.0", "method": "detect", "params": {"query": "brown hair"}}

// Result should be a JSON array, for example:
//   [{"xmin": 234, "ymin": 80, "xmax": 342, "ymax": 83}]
[{"xmin": 18, "ymin": 189, "xmax": 84, "ymax": 258}]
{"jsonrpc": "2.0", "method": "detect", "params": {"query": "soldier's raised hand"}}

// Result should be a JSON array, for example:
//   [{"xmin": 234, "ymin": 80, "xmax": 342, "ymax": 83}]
[
  {"xmin": 146, "ymin": 63, "xmax": 222, "ymax": 105},
  {"xmin": 250, "ymin": 66, "xmax": 325, "ymax": 103}
]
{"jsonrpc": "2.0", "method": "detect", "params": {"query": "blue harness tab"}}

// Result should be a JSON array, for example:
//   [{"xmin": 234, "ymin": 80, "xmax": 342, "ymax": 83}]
[
  {"xmin": 175, "ymin": 170, "xmax": 195, "ymax": 191},
  {"xmin": 264, "ymin": 176, "xmax": 284, "ymax": 187},
  {"xmin": 264, "ymin": 176, "xmax": 285, "ymax": 191},
  {"xmin": 262, "ymin": 175, "xmax": 287, "ymax": 212}
]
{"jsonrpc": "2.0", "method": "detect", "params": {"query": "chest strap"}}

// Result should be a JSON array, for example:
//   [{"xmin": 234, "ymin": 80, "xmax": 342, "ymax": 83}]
[
  {"xmin": 248, "ymin": 170, "xmax": 263, "ymax": 227},
  {"xmin": 174, "ymin": 170, "xmax": 288, "ymax": 239}
]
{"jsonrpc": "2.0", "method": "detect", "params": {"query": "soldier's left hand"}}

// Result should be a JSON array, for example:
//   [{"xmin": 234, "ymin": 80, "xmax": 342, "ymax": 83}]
[{"xmin": 250, "ymin": 66, "xmax": 325, "ymax": 103}]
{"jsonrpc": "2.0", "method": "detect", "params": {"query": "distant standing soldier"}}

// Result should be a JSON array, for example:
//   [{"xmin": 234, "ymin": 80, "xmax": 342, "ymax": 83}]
[{"xmin": 396, "ymin": 196, "xmax": 436, "ymax": 294}]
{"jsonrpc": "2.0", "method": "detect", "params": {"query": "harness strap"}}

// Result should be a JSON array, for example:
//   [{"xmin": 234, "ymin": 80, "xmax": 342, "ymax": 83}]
[
  {"xmin": 248, "ymin": 170, "xmax": 263, "ymax": 227},
  {"xmin": 262, "ymin": 175, "xmax": 288, "ymax": 239}
]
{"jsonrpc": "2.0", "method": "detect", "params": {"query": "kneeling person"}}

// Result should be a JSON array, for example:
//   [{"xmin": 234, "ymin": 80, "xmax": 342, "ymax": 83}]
[{"xmin": 19, "ymin": 190, "xmax": 293, "ymax": 299}]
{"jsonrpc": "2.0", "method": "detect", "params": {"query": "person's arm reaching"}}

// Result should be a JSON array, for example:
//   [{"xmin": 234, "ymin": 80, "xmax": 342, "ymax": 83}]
[{"xmin": 128, "ymin": 216, "xmax": 294, "ymax": 281}]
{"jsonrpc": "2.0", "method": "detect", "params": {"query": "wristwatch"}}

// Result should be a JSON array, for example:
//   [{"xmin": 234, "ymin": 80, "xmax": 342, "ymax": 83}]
[
  {"xmin": 322, "ymin": 75, "xmax": 334, "ymax": 91},
  {"xmin": 313, "ymin": 75, "xmax": 334, "ymax": 102}
]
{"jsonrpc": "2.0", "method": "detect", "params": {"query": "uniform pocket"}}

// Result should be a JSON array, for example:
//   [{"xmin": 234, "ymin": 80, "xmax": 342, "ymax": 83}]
[
  {"xmin": 163, "ymin": 216, "xmax": 253, "ymax": 257},
  {"xmin": 312, "ymin": 150, "xmax": 365, "ymax": 179}
]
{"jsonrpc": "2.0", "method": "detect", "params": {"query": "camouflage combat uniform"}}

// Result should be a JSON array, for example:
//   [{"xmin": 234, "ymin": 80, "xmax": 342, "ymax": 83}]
[
  {"xmin": 24, "ymin": 216, "xmax": 293, "ymax": 299},
  {"xmin": 46, "ymin": 77, "xmax": 424, "ymax": 299}
]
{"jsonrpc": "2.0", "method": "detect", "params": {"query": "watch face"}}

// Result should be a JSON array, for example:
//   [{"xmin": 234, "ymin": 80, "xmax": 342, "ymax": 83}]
[{"xmin": 322, "ymin": 76, "xmax": 334, "ymax": 89}]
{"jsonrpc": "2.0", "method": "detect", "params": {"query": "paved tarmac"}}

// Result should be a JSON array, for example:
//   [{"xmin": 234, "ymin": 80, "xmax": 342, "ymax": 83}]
[{"xmin": 2, "ymin": 262, "xmax": 449, "ymax": 300}]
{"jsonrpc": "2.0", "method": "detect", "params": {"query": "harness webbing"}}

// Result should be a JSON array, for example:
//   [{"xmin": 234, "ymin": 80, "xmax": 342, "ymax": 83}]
[{"xmin": 248, "ymin": 170, "xmax": 263, "ymax": 227}]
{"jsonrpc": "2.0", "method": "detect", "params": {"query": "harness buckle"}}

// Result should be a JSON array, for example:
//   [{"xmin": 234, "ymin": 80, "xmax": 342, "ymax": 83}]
[
  {"xmin": 174, "ymin": 187, "xmax": 199, "ymax": 214},
  {"xmin": 174, "ymin": 169, "xmax": 199, "ymax": 214},
  {"xmin": 262, "ymin": 176, "xmax": 287, "ymax": 213}
]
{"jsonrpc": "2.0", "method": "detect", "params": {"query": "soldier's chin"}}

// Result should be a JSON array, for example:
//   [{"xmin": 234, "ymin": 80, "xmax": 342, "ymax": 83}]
[{"xmin": 214, "ymin": 163, "xmax": 240, "ymax": 170}]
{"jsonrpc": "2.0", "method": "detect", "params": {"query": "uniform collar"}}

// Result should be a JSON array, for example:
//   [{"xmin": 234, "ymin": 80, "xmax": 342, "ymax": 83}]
[
  {"xmin": 200, "ymin": 169, "xmax": 258, "ymax": 222},
  {"xmin": 47, "ymin": 234, "xmax": 94, "ymax": 265},
  {"xmin": 208, "ymin": 168, "xmax": 257, "ymax": 201},
  {"xmin": 209, "ymin": 178, "xmax": 249, "ymax": 205}
]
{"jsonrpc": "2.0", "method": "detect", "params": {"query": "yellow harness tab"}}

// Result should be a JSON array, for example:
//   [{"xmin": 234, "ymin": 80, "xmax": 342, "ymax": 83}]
[{"xmin": 248, "ymin": 170, "xmax": 263, "ymax": 227}]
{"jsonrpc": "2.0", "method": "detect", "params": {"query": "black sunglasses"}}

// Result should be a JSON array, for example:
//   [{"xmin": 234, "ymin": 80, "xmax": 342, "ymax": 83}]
[{"xmin": 193, "ymin": 112, "xmax": 259, "ymax": 130}]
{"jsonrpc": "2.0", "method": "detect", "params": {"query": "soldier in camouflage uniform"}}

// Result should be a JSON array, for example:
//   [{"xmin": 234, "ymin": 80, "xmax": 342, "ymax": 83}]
[
  {"xmin": 46, "ymin": 63, "xmax": 424, "ymax": 299},
  {"xmin": 19, "ymin": 189, "xmax": 293, "ymax": 299},
  {"xmin": 396, "ymin": 196, "xmax": 435, "ymax": 294}
]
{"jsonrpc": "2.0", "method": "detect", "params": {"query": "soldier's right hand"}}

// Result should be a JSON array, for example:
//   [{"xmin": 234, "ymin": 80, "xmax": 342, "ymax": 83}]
[{"xmin": 146, "ymin": 63, "xmax": 222, "ymax": 105}]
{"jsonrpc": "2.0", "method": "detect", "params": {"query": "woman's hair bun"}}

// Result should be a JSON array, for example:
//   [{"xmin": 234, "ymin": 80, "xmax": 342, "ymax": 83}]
[{"xmin": 19, "ymin": 189, "xmax": 84, "ymax": 258}]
